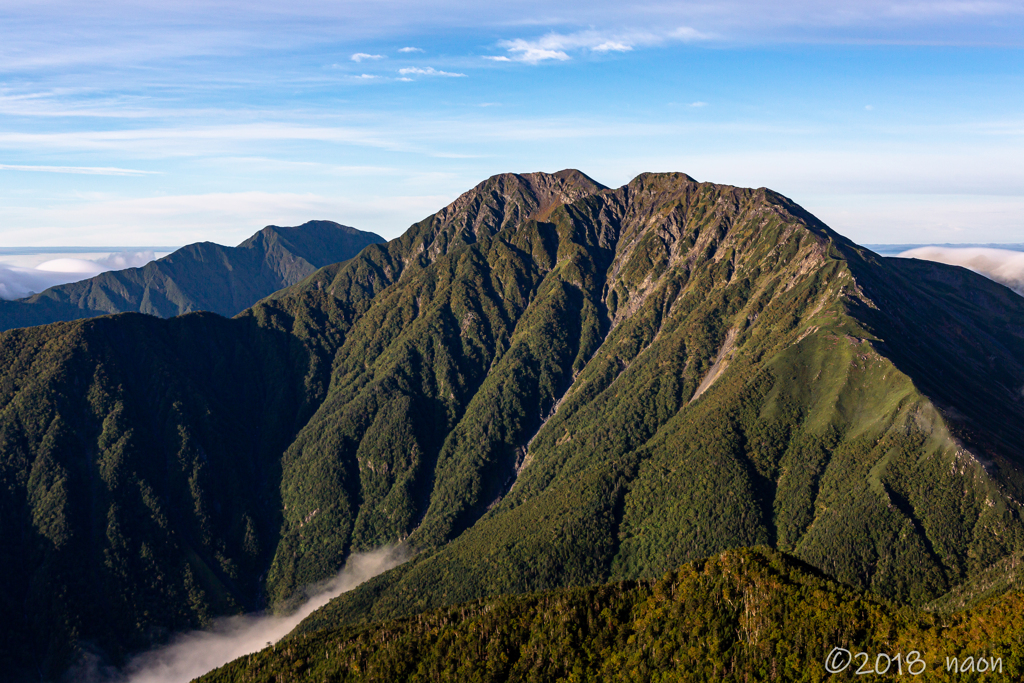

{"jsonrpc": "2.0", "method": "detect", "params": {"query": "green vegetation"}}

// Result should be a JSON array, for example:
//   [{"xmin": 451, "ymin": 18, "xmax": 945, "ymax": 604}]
[
  {"xmin": 202, "ymin": 547, "xmax": 1024, "ymax": 683},
  {"xmin": 0, "ymin": 312, "xmax": 328, "ymax": 679},
  {"xmin": 2, "ymin": 170, "xmax": 1024, "ymax": 680},
  {"xmin": 0, "ymin": 220, "xmax": 384, "ymax": 331}
]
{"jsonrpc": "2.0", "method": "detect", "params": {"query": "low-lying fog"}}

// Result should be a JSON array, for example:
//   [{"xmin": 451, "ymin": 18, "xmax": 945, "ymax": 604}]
[{"xmin": 75, "ymin": 545, "xmax": 408, "ymax": 683}]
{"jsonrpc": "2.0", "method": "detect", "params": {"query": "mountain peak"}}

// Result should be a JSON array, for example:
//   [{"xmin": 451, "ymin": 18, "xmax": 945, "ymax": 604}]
[
  {"xmin": 431, "ymin": 169, "xmax": 607, "ymax": 231},
  {"xmin": 0, "ymin": 220, "xmax": 384, "ymax": 331}
]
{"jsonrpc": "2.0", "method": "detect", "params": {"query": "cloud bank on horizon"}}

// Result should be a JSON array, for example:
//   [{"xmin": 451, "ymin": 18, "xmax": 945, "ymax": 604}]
[
  {"xmin": 0, "ymin": 250, "xmax": 157, "ymax": 300},
  {"xmin": 899, "ymin": 247, "xmax": 1024, "ymax": 297},
  {"xmin": 0, "ymin": 0, "xmax": 1021, "ymax": 246}
]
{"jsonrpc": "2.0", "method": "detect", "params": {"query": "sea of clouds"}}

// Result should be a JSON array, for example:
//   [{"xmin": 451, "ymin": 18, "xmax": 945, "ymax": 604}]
[
  {"xmin": 0, "ymin": 250, "xmax": 158, "ymax": 300},
  {"xmin": 898, "ymin": 247, "xmax": 1024, "ymax": 297}
]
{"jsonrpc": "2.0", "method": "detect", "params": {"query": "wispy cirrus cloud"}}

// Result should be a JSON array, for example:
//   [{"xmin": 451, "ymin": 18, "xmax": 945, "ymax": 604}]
[
  {"xmin": 0, "ymin": 163, "xmax": 159, "ymax": 176},
  {"xmin": 1, "ymin": 190, "xmax": 457, "ymax": 246},
  {"xmin": 351, "ymin": 52, "xmax": 385, "ymax": 62},
  {"xmin": 883, "ymin": 1, "xmax": 1020, "ymax": 19},
  {"xmin": 0, "ymin": 1, "xmax": 1021, "ymax": 78},
  {"xmin": 0, "ymin": 123, "xmax": 413, "ymax": 155},
  {"xmin": 0, "ymin": 0, "xmax": 1021, "ymax": 253}
]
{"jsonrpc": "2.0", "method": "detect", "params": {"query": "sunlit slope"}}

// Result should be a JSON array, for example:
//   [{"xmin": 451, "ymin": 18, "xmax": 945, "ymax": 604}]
[
  {"xmin": 255, "ymin": 170, "xmax": 606, "ymax": 331},
  {"xmin": 290, "ymin": 172, "xmax": 1024, "ymax": 631},
  {"xmin": 0, "ymin": 220, "xmax": 384, "ymax": 331},
  {"xmin": 248, "ymin": 170, "xmax": 610, "ymax": 602},
  {"xmin": 204, "ymin": 548, "xmax": 1024, "ymax": 683}
]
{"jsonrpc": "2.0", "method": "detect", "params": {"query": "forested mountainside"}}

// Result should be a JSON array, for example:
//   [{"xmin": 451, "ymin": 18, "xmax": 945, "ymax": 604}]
[
  {"xmin": 0, "ymin": 220, "xmax": 383, "ymax": 331},
  {"xmin": 203, "ymin": 547, "xmax": 1024, "ymax": 683},
  {"xmin": 2, "ymin": 170, "xmax": 1023, "ymax": 680}
]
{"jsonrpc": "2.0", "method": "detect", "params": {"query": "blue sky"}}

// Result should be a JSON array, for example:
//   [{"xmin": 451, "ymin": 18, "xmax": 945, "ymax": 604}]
[{"xmin": 0, "ymin": 0, "xmax": 1021, "ymax": 246}]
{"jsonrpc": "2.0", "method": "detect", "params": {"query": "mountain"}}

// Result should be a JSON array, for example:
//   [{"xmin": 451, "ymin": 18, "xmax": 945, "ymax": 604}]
[
  {"xmin": 2, "ymin": 170, "xmax": 1023, "ymax": 680},
  {"xmin": 0, "ymin": 220, "xmax": 384, "ymax": 332},
  {"xmin": 201, "ymin": 547, "xmax": 1023, "ymax": 682}
]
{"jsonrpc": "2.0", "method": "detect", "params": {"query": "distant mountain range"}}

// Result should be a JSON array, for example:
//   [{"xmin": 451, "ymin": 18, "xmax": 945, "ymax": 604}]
[
  {"xmin": 2, "ymin": 171, "xmax": 1024, "ymax": 681},
  {"xmin": 0, "ymin": 220, "xmax": 384, "ymax": 332}
]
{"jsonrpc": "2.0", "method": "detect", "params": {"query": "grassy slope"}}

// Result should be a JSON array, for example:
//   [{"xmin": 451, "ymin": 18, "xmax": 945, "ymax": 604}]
[
  {"xmin": 202, "ymin": 547, "xmax": 1024, "ymax": 683},
  {"xmin": 0, "ymin": 221, "xmax": 384, "ymax": 331}
]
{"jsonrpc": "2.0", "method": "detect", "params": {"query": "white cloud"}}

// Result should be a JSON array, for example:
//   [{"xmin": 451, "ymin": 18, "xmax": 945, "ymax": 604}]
[
  {"xmin": 398, "ymin": 67, "xmax": 467, "ymax": 77},
  {"xmin": 898, "ymin": 247, "xmax": 1024, "ymax": 296},
  {"xmin": 398, "ymin": 47, "xmax": 424, "ymax": 53},
  {"xmin": 0, "ymin": 250, "xmax": 157, "ymax": 299},
  {"xmin": 94, "ymin": 250, "xmax": 159, "ymax": 270},
  {"xmin": 117, "ymin": 547, "xmax": 409, "ymax": 683},
  {"xmin": 592, "ymin": 41, "xmax": 633, "ymax": 53},
  {"xmin": 356, "ymin": 74, "xmax": 378, "ymax": 79},
  {"xmin": 498, "ymin": 37, "xmax": 571, "ymax": 64},
  {"xmin": 494, "ymin": 27, "xmax": 706, "ymax": 63},
  {"xmin": 351, "ymin": 53, "xmax": 384, "ymax": 62},
  {"xmin": 483, "ymin": 55, "xmax": 512, "ymax": 62},
  {"xmin": 0, "ymin": 163, "xmax": 159, "ymax": 176},
  {"xmin": 669, "ymin": 26, "xmax": 707, "ymax": 41},
  {"xmin": 0, "ymin": 263, "xmax": 82, "ymax": 299},
  {"xmin": 0, "ymin": 1, "xmax": 1020, "ymax": 80}
]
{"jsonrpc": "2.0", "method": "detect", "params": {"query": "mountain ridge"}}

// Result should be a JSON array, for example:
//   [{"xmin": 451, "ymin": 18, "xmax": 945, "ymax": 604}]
[
  {"xmin": 276, "ymin": 170, "xmax": 1024, "ymax": 630},
  {"xmin": 1, "ymin": 170, "xmax": 1023, "ymax": 680},
  {"xmin": 0, "ymin": 220, "xmax": 384, "ymax": 332}
]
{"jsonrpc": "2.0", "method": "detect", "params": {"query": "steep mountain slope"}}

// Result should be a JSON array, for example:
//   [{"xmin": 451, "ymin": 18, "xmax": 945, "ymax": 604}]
[
  {"xmin": 2, "ymin": 170, "xmax": 1023, "ymax": 680},
  {"xmin": 0, "ymin": 171, "xmax": 608, "ymax": 680},
  {"xmin": 280, "ymin": 172, "xmax": 1024, "ymax": 633},
  {"xmin": 0, "ymin": 220, "xmax": 384, "ymax": 332},
  {"xmin": 203, "ymin": 547, "xmax": 1024, "ymax": 683},
  {"xmin": 0, "ymin": 311, "xmax": 332, "ymax": 680}
]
